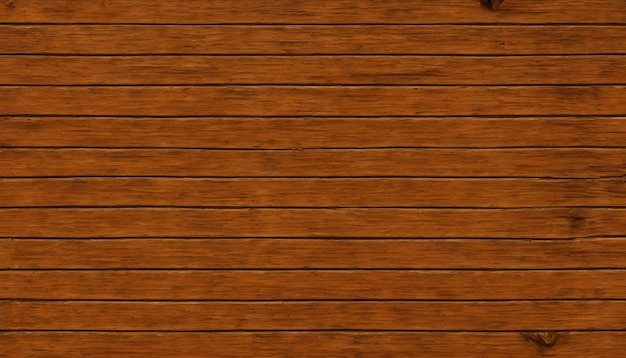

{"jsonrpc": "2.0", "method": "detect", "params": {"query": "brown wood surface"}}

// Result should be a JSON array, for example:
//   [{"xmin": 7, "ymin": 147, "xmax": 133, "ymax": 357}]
[
  {"xmin": 2, "ymin": 26, "xmax": 625, "ymax": 55},
  {"xmin": 3, "ymin": 332, "xmax": 626, "ymax": 358},
  {"xmin": 3, "ymin": 300, "xmax": 626, "ymax": 331},
  {"xmin": 0, "ymin": 208, "xmax": 622, "ymax": 238},
  {"xmin": 3, "ymin": 238, "xmax": 626, "ymax": 269},
  {"xmin": 2, "ymin": 56, "xmax": 626, "ymax": 85},
  {"xmin": 2, "ymin": 270, "xmax": 626, "ymax": 300},
  {"xmin": 3, "ymin": 86, "xmax": 626, "ymax": 116},
  {"xmin": 2, "ymin": 0, "xmax": 626, "ymax": 24},
  {"xmin": 2, "ymin": 148, "xmax": 625, "ymax": 178},
  {"xmin": 3, "ymin": 117, "xmax": 626, "ymax": 148}
]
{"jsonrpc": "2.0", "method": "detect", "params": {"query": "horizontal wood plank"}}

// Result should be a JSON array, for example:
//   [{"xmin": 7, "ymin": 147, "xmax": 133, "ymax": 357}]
[
  {"xmin": 2, "ymin": 270, "xmax": 626, "ymax": 300},
  {"xmin": 1, "ymin": 149, "xmax": 625, "ymax": 178},
  {"xmin": 2, "ymin": 56, "xmax": 626, "ymax": 85},
  {"xmin": 4, "ymin": 238, "xmax": 626, "ymax": 269},
  {"xmin": 3, "ymin": 300, "xmax": 626, "ymax": 331},
  {"xmin": 2, "ymin": 86, "xmax": 625, "ymax": 116},
  {"xmin": 2, "ymin": 0, "xmax": 626, "ymax": 24},
  {"xmin": 2, "ymin": 26, "xmax": 625, "ymax": 55},
  {"xmin": 3, "ymin": 117, "xmax": 626, "ymax": 148},
  {"xmin": 0, "ymin": 178, "xmax": 625, "ymax": 208},
  {"xmin": 0, "ymin": 208, "xmax": 623, "ymax": 238}
]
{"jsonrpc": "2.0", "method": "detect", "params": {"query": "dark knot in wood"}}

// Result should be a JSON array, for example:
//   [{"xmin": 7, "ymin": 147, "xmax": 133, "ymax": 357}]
[
  {"xmin": 479, "ymin": 0, "xmax": 505, "ymax": 10},
  {"xmin": 521, "ymin": 331, "xmax": 560, "ymax": 349}
]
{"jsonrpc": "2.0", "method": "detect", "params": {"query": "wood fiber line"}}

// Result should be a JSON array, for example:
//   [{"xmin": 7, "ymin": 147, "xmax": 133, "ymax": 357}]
[
  {"xmin": 1, "ymin": 148, "xmax": 625, "ymax": 178},
  {"xmin": 3, "ymin": 117, "xmax": 626, "ymax": 148},
  {"xmin": 2, "ymin": 270, "xmax": 626, "ymax": 300},
  {"xmin": 3, "ymin": 331, "xmax": 626, "ymax": 358},
  {"xmin": 2, "ymin": 26, "xmax": 626, "ymax": 55},
  {"xmin": 3, "ymin": 300, "xmax": 626, "ymax": 331},
  {"xmin": 1, "ymin": 178, "xmax": 626, "ymax": 208},
  {"xmin": 2, "ymin": 0, "xmax": 626, "ymax": 24},
  {"xmin": 3, "ymin": 86, "xmax": 626, "ymax": 116},
  {"xmin": 2, "ymin": 56, "xmax": 626, "ymax": 85},
  {"xmin": 0, "ymin": 208, "xmax": 624, "ymax": 239},
  {"xmin": 4, "ymin": 238, "xmax": 626, "ymax": 269}
]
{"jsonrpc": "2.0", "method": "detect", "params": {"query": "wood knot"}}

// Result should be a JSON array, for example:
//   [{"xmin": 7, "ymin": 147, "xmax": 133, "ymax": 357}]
[
  {"xmin": 6, "ymin": 0, "xmax": 15, "ymax": 9},
  {"xmin": 521, "ymin": 331, "xmax": 560, "ymax": 349},
  {"xmin": 479, "ymin": 0, "xmax": 505, "ymax": 10}
]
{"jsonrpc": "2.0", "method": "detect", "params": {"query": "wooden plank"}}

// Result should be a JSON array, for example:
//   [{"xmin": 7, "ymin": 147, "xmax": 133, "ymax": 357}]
[
  {"xmin": 1, "ymin": 148, "xmax": 625, "ymax": 178},
  {"xmin": 3, "ymin": 300, "xmax": 626, "ymax": 331},
  {"xmin": 0, "ymin": 208, "xmax": 623, "ymax": 239},
  {"xmin": 2, "ymin": 0, "xmax": 626, "ymax": 24},
  {"xmin": 2, "ymin": 86, "xmax": 625, "ymax": 116},
  {"xmin": 3, "ymin": 56, "xmax": 626, "ymax": 85},
  {"xmin": 2, "ymin": 331, "xmax": 626, "ymax": 358},
  {"xmin": 4, "ymin": 117, "xmax": 626, "ymax": 148},
  {"xmin": 1, "ymin": 178, "xmax": 625, "ymax": 208},
  {"xmin": 4, "ymin": 238, "xmax": 626, "ymax": 269},
  {"xmin": 2, "ymin": 270, "xmax": 626, "ymax": 300},
  {"xmin": 2, "ymin": 26, "xmax": 625, "ymax": 55}
]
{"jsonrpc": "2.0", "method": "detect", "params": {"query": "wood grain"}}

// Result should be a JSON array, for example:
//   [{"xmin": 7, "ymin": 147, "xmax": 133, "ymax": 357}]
[
  {"xmin": 0, "ymin": 208, "xmax": 623, "ymax": 238},
  {"xmin": 4, "ymin": 238, "xmax": 626, "ymax": 269},
  {"xmin": 3, "ymin": 300, "xmax": 626, "ymax": 331},
  {"xmin": 2, "ymin": 148, "xmax": 625, "ymax": 178},
  {"xmin": 2, "ymin": 270, "xmax": 626, "ymax": 300},
  {"xmin": 2, "ymin": 26, "xmax": 625, "ymax": 55},
  {"xmin": 2, "ymin": 56, "xmax": 626, "ymax": 85},
  {"xmin": 1, "ymin": 178, "xmax": 626, "ymax": 208},
  {"xmin": 2, "ymin": 0, "xmax": 626, "ymax": 24},
  {"xmin": 3, "ymin": 117, "xmax": 626, "ymax": 148},
  {"xmin": 3, "ymin": 86, "xmax": 625, "ymax": 116}
]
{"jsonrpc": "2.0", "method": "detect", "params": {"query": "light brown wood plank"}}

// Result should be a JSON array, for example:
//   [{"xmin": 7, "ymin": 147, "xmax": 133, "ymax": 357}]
[
  {"xmin": 3, "ymin": 117, "xmax": 626, "ymax": 148},
  {"xmin": 2, "ymin": 56, "xmax": 626, "ymax": 85},
  {"xmin": 2, "ymin": 0, "xmax": 626, "ymax": 24},
  {"xmin": 2, "ymin": 331, "xmax": 626, "ymax": 358},
  {"xmin": 3, "ymin": 300, "xmax": 626, "ymax": 331},
  {"xmin": 0, "ymin": 208, "xmax": 623, "ymax": 239},
  {"xmin": 1, "ymin": 178, "xmax": 625, "ymax": 208},
  {"xmin": 2, "ymin": 26, "xmax": 625, "ymax": 55},
  {"xmin": 4, "ymin": 238, "xmax": 626, "ymax": 269},
  {"xmin": 2, "ymin": 86, "xmax": 625, "ymax": 116},
  {"xmin": 1, "ymin": 149, "xmax": 625, "ymax": 178},
  {"xmin": 2, "ymin": 270, "xmax": 626, "ymax": 300}
]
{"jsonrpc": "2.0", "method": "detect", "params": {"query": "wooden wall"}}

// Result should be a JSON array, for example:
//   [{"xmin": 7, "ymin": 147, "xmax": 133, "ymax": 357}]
[{"xmin": 2, "ymin": 0, "xmax": 626, "ymax": 356}]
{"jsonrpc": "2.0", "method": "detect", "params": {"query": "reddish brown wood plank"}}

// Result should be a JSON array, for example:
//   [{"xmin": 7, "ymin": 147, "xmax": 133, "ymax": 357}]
[
  {"xmin": 2, "ymin": 86, "xmax": 625, "ymax": 116},
  {"xmin": 4, "ymin": 238, "xmax": 626, "ymax": 269},
  {"xmin": 2, "ymin": 56, "xmax": 626, "ymax": 85},
  {"xmin": 1, "ymin": 149, "xmax": 625, "ymax": 178},
  {"xmin": 3, "ymin": 300, "xmax": 625, "ymax": 331},
  {"xmin": 2, "ymin": 270, "xmax": 626, "ymax": 300},
  {"xmin": 2, "ymin": 26, "xmax": 625, "ymax": 55},
  {"xmin": 2, "ymin": 0, "xmax": 626, "ymax": 24},
  {"xmin": 1, "ymin": 178, "xmax": 625, "ymax": 208},
  {"xmin": 0, "ymin": 208, "xmax": 623, "ymax": 238}
]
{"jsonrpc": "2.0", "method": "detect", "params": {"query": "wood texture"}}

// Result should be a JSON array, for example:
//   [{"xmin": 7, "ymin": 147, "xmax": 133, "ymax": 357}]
[
  {"xmin": 3, "ymin": 117, "xmax": 626, "ymax": 148},
  {"xmin": 3, "ymin": 300, "xmax": 626, "ymax": 331},
  {"xmin": 4, "ymin": 238, "xmax": 626, "ymax": 269},
  {"xmin": 2, "ymin": 56, "xmax": 626, "ymax": 85},
  {"xmin": 2, "ymin": 26, "xmax": 626, "ymax": 55},
  {"xmin": 0, "ymin": 208, "xmax": 623, "ymax": 238},
  {"xmin": 3, "ymin": 86, "xmax": 626, "ymax": 116},
  {"xmin": 2, "ymin": 148, "xmax": 625, "ymax": 178},
  {"xmin": 2, "ymin": 0, "xmax": 626, "ymax": 24},
  {"xmin": 3, "ymin": 270, "xmax": 626, "ymax": 300}
]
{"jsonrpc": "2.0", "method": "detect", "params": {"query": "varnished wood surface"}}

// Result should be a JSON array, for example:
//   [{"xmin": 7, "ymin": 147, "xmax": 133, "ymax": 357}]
[
  {"xmin": 2, "ymin": 56, "xmax": 626, "ymax": 85},
  {"xmin": 3, "ymin": 300, "xmax": 626, "ymax": 331},
  {"xmin": 0, "ymin": 208, "xmax": 623, "ymax": 238},
  {"xmin": 2, "ymin": 0, "xmax": 626, "ymax": 24},
  {"xmin": 3, "ymin": 270, "xmax": 626, "ymax": 300},
  {"xmin": 3, "ymin": 238, "xmax": 626, "ymax": 269},
  {"xmin": 2, "ymin": 26, "xmax": 625, "ymax": 55},
  {"xmin": 3, "ymin": 117, "xmax": 626, "ymax": 148}
]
